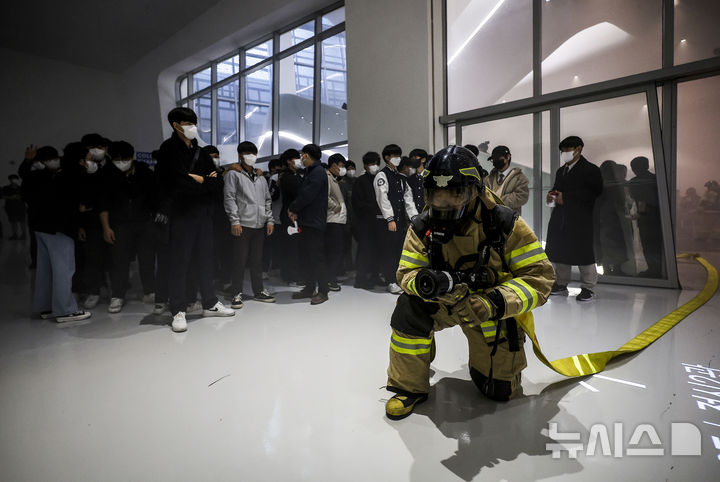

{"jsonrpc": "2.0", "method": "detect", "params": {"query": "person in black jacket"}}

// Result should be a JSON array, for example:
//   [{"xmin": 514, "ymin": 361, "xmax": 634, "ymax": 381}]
[
  {"xmin": 73, "ymin": 141, "xmax": 106, "ymax": 310},
  {"xmin": 155, "ymin": 107, "xmax": 235, "ymax": 333},
  {"xmin": 351, "ymin": 151, "xmax": 384, "ymax": 289},
  {"xmin": 545, "ymin": 136, "xmax": 603, "ymax": 302},
  {"xmin": 23, "ymin": 144, "xmax": 91, "ymax": 322},
  {"xmin": 288, "ymin": 144, "xmax": 330, "ymax": 305},
  {"xmin": 278, "ymin": 148, "xmax": 303, "ymax": 284},
  {"xmin": 99, "ymin": 141, "xmax": 158, "ymax": 313}
]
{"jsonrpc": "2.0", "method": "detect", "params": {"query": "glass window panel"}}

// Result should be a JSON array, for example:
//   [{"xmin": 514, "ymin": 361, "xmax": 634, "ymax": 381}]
[
  {"xmin": 192, "ymin": 94, "xmax": 212, "ymax": 145},
  {"xmin": 245, "ymin": 65, "xmax": 273, "ymax": 158},
  {"xmin": 322, "ymin": 144, "xmax": 348, "ymax": 159},
  {"xmin": 322, "ymin": 7, "xmax": 345, "ymax": 30},
  {"xmin": 320, "ymin": 32, "xmax": 347, "ymax": 146},
  {"xmin": 447, "ymin": 0, "xmax": 533, "ymax": 114},
  {"xmin": 559, "ymin": 93, "xmax": 666, "ymax": 279},
  {"xmin": 246, "ymin": 40, "xmax": 273, "ymax": 68},
  {"xmin": 280, "ymin": 20, "xmax": 315, "ymax": 51},
  {"xmin": 216, "ymin": 80, "xmax": 239, "ymax": 151},
  {"xmin": 279, "ymin": 45, "xmax": 315, "ymax": 152},
  {"xmin": 676, "ymin": 76, "xmax": 720, "ymax": 272},
  {"xmin": 217, "ymin": 55, "xmax": 239, "ymax": 82},
  {"xmin": 192, "ymin": 67, "xmax": 211, "ymax": 93},
  {"xmin": 461, "ymin": 114, "xmax": 536, "ymax": 231},
  {"xmin": 542, "ymin": 0, "xmax": 661, "ymax": 94},
  {"xmin": 179, "ymin": 76, "xmax": 188, "ymax": 99},
  {"xmin": 674, "ymin": 0, "xmax": 720, "ymax": 65}
]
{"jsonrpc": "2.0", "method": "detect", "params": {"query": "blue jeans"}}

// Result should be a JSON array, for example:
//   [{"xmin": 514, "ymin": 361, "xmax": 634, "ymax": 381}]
[{"xmin": 33, "ymin": 231, "xmax": 79, "ymax": 316}]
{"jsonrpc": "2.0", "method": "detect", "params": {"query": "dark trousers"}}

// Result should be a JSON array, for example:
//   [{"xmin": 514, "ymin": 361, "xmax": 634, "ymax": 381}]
[
  {"xmin": 213, "ymin": 216, "xmax": 232, "ymax": 284},
  {"xmin": 279, "ymin": 227, "xmax": 301, "ymax": 282},
  {"xmin": 325, "ymin": 223, "xmax": 345, "ymax": 283},
  {"xmin": 110, "ymin": 221, "xmax": 156, "ymax": 299},
  {"xmin": 355, "ymin": 219, "xmax": 383, "ymax": 284},
  {"xmin": 169, "ymin": 212, "xmax": 217, "ymax": 315},
  {"xmin": 231, "ymin": 226, "xmax": 265, "ymax": 296},
  {"xmin": 299, "ymin": 226, "xmax": 329, "ymax": 295},
  {"xmin": 380, "ymin": 220, "xmax": 407, "ymax": 284},
  {"xmin": 74, "ymin": 227, "xmax": 105, "ymax": 295}
]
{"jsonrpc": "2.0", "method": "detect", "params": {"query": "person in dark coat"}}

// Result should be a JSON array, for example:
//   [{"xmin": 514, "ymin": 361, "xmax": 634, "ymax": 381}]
[
  {"xmin": 627, "ymin": 156, "xmax": 664, "ymax": 278},
  {"xmin": 22, "ymin": 144, "xmax": 91, "ymax": 322},
  {"xmin": 351, "ymin": 151, "xmax": 384, "ymax": 289},
  {"xmin": 155, "ymin": 107, "xmax": 235, "ymax": 333},
  {"xmin": 288, "ymin": 143, "xmax": 330, "ymax": 305},
  {"xmin": 278, "ymin": 149, "xmax": 303, "ymax": 284},
  {"xmin": 545, "ymin": 136, "xmax": 603, "ymax": 301},
  {"xmin": 99, "ymin": 141, "xmax": 158, "ymax": 313}
]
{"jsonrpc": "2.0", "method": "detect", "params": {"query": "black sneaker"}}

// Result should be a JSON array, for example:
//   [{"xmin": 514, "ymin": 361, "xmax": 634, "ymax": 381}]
[
  {"xmin": 291, "ymin": 289, "xmax": 315, "ymax": 300},
  {"xmin": 56, "ymin": 311, "xmax": 92, "ymax": 323},
  {"xmin": 328, "ymin": 282, "xmax": 341, "ymax": 292},
  {"xmin": 254, "ymin": 290, "xmax": 276, "ymax": 303},
  {"xmin": 550, "ymin": 283, "xmax": 569, "ymax": 296},
  {"xmin": 231, "ymin": 294, "xmax": 244, "ymax": 309},
  {"xmin": 576, "ymin": 288, "xmax": 595, "ymax": 302}
]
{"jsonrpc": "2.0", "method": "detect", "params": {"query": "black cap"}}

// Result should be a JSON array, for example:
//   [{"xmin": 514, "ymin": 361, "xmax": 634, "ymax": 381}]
[{"xmin": 490, "ymin": 145, "xmax": 510, "ymax": 160}]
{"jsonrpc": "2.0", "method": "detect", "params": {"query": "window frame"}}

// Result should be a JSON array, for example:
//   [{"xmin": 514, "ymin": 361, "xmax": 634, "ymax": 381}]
[{"xmin": 175, "ymin": 2, "xmax": 346, "ymax": 161}]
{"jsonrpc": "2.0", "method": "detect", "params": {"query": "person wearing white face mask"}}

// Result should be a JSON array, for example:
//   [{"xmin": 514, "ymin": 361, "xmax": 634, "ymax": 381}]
[
  {"xmin": 81, "ymin": 133, "xmax": 111, "ymax": 167},
  {"xmin": 22, "ymin": 143, "xmax": 91, "ymax": 322},
  {"xmin": 99, "ymin": 140, "xmax": 159, "ymax": 314},
  {"xmin": 407, "ymin": 148, "xmax": 428, "ymax": 213},
  {"xmin": 73, "ymin": 143, "xmax": 107, "ymax": 310},
  {"xmin": 374, "ymin": 144, "xmax": 418, "ymax": 294},
  {"xmin": 325, "ymin": 154, "xmax": 348, "ymax": 291},
  {"xmin": 352, "ymin": 151, "xmax": 385, "ymax": 289},
  {"xmin": 278, "ymin": 148, "xmax": 304, "ymax": 285},
  {"xmin": 156, "ymin": 107, "xmax": 235, "ymax": 332},
  {"xmin": 545, "ymin": 136, "xmax": 603, "ymax": 302},
  {"xmin": 224, "ymin": 141, "xmax": 275, "ymax": 307}
]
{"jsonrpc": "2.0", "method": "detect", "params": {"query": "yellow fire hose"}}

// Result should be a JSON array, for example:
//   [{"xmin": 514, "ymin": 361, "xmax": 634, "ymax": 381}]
[{"xmin": 515, "ymin": 254, "xmax": 718, "ymax": 377}]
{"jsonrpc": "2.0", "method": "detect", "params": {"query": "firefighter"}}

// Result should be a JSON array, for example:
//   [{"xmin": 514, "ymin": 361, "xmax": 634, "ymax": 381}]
[{"xmin": 384, "ymin": 145, "xmax": 554, "ymax": 420}]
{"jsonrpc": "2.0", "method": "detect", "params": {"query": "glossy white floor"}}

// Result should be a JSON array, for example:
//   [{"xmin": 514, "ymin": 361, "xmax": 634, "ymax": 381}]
[{"xmin": 1, "ymin": 239, "xmax": 719, "ymax": 482}]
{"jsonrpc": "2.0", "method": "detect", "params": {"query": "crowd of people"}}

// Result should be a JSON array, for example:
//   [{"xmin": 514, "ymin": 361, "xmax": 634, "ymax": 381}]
[{"xmin": 12, "ymin": 107, "xmax": 518, "ymax": 332}]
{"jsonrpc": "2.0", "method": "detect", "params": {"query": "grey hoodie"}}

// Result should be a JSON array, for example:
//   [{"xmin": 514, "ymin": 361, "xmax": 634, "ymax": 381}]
[{"xmin": 223, "ymin": 168, "xmax": 274, "ymax": 228}]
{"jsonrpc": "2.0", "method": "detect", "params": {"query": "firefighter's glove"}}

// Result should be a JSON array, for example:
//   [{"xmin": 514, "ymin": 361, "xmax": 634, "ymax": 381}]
[
  {"xmin": 435, "ymin": 283, "xmax": 468, "ymax": 306},
  {"xmin": 454, "ymin": 294, "xmax": 496, "ymax": 326}
]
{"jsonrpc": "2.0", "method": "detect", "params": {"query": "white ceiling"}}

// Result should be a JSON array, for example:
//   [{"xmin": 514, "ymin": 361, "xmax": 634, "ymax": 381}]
[{"xmin": 1, "ymin": 0, "xmax": 228, "ymax": 72}]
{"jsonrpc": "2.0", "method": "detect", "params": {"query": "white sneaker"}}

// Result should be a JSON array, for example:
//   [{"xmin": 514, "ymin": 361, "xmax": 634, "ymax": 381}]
[
  {"xmin": 84, "ymin": 294, "xmax": 100, "ymax": 310},
  {"xmin": 387, "ymin": 283, "xmax": 402, "ymax": 294},
  {"xmin": 172, "ymin": 312, "xmax": 187, "ymax": 332},
  {"xmin": 56, "ymin": 311, "xmax": 92, "ymax": 323},
  {"xmin": 153, "ymin": 303, "xmax": 169, "ymax": 315},
  {"xmin": 186, "ymin": 300, "xmax": 203, "ymax": 315},
  {"xmin": 142, "ymin": 293, "xmax": 156, "ymax": 304},
  {"xmin": 108, "ymin": 298, "xmax": 124, "ymax": 313},
  {"xmin": 203, "ymin": 301, "xmax": 235, "ymax": 317}
]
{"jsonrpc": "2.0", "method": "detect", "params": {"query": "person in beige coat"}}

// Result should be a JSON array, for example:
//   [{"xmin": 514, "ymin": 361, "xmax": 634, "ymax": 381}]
[
  {"xmin": 326, "ymin": 154, "xmax": 347, "ymax": 291},
  {"xmin": 484, "ymin": 145, "xmax": 529, "ymax": 216}
]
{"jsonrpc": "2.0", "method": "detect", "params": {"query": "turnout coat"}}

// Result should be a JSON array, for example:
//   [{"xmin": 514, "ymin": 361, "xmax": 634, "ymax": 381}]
[{"xmin": 545, "ymin": 156, "xmax": 603, "ymax": 265}]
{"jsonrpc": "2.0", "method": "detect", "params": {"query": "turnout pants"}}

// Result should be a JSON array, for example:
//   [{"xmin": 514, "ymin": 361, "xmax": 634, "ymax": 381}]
[{"xmin": 387, "ymin": 293, "xmax": 527, "ymax": 400}]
